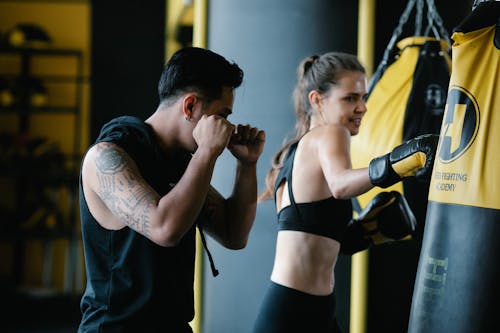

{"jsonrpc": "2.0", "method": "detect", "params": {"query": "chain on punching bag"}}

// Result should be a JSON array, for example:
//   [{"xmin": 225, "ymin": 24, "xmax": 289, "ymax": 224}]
[{"xmin": 408, "ymin": 2, "xmax": 500, "ymax": 332}]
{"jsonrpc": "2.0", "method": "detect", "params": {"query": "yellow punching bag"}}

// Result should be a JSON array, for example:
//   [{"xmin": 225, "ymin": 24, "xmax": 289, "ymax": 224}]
[
  {"xmin": 353, "ymin": 36, "xmax": 451, "ymax": 210},
  {"xmin": 352, "ymin": 0, "xmax": 452, "ymax": 226},
  {"xmin": 350, "ymin": 0, "xmax": 451, "ymax": 331},
  {"xmin": 408, "ymin": 2, "xmax": 500, "ymax": 332}
]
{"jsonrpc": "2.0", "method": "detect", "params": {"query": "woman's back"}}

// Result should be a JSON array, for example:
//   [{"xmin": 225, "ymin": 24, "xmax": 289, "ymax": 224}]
[{"xmin": 271, "ymin": 127, "xmax": 352, "ymax": 295}]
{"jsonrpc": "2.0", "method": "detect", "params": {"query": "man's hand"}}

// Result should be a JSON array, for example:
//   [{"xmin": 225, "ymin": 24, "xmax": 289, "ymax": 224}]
[
  {"xmin": 193, "ymin": 115, "xmax": 234, "ymax": 156},
  {"xmin": 227, "ymin": 124, "xmax": 266, "ymax": 163}
]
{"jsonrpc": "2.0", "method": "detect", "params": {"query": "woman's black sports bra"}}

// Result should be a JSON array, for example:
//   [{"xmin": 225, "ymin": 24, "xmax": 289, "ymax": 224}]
[{"xmin": 274, "ymin": 141, "xmax": 352, "ymax": 242}]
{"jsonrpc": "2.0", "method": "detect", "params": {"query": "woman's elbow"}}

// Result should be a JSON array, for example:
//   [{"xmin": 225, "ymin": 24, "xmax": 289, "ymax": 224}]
[{"xmin": 329, "ymin": 184, "xmax": 352, "ymax": 200}]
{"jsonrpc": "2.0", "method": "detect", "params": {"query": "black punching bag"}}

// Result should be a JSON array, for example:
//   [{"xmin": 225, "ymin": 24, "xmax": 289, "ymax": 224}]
[
  {"xmin": 408, "ymin": 3, "xmax": 500, "ymax": 332},
  {"xmin": 350, "ymin": 1, "xmax": 452, "ymax": 331}
]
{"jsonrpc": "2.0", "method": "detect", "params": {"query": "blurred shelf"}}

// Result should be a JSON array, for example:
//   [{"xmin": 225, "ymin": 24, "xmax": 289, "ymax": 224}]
[
  {"xmin": 0, "ymin": 45, "xmax": 83, "ymax": 292},
  {"xmin": 0, "ymin": 46, "xmax": 82, "ymax": 56},
  {"xmin": 0, "ymin": 106, "xmax": 79, "ymax": 113}
]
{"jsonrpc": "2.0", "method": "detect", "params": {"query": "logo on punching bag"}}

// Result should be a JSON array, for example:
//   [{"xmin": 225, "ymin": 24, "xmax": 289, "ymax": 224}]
[
  {"xmin": 425, "ymin": 84, "xmax": 446, "ymax": 116},
  {"xmin": 438, "ymin": 86, "xmax": 480, "ymax": 163}
]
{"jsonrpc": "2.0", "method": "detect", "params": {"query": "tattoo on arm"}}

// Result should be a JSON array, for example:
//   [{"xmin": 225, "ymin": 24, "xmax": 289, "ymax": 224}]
[{"xmin": 95, "ymin": 144, "xmax": 159, "ymax": 236}]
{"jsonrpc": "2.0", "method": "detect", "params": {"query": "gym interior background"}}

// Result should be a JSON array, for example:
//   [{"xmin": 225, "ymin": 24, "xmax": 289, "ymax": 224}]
[{"xmin": 0, "ymin": 0, "xmax": 472, "ymax": 332}]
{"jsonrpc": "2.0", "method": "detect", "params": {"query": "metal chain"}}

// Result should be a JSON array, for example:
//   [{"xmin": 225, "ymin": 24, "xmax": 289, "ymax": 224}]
[
  {"xmin": 368, "ymin": 0, "xmax": 417, "ymax": 93},
  {"xmin": 425, "ymin": 0, "xmax": 452, "ymax": 47},
  {"xmin": 368, "ymin": 0, "xmax": 455, "ymax": 93},
  {"xmin": 415, "ymin": 0, "xmax": 424, "ymax": 36}
]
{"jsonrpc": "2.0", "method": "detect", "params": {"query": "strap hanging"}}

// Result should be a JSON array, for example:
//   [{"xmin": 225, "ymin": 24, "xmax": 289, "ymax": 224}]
[{"xmin": 198, "ymin": 225, "xmax": 219, "ymax": 277}]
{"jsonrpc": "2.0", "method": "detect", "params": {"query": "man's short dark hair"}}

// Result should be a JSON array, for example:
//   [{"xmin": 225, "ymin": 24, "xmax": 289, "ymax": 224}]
[{"xmin": 158, "ymin": 47, "xmax": 243, "ymax": 105}]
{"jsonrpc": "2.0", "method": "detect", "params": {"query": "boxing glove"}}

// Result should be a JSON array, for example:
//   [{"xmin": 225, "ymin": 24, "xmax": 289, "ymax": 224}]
[
  {"xmin": 369, "ymin": 134, "xmax": 439, "ymax": 188},
  {"xmin": 340, "ymin": 191, "xmax": 416, "ymax": 255}
]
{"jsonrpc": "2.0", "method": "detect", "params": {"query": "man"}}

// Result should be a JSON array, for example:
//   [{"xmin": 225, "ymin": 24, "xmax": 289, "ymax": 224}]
[{"xmin": 78, "ymin": 47, "xmax": 265, "ymax": 332}]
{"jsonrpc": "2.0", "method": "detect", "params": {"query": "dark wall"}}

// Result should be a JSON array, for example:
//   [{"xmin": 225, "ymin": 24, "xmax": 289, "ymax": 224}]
[{"xmin": 90, "ymin": 0, "xmax": 165, "ymax": 141}]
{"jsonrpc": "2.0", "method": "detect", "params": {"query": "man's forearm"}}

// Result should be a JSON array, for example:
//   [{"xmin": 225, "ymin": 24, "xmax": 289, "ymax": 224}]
[
  {"xmin": 225, "ymin": 161, "xmax": 258, "ymax": 248},
  {"xmin": 155, "ymin": 148, "xmax": 218, "ymax": 243}
]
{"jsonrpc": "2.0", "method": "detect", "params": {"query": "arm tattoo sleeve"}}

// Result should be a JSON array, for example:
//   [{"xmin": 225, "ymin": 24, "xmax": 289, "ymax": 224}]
[{"xmin": 94, "ymin": 144, "xmax": 159, "ymax": 236}]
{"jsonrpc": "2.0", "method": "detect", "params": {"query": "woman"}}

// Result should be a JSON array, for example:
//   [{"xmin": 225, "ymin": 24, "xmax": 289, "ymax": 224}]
[{"xmin": 253, "ymin": 52, "xmax": 437, "ymax": 332}]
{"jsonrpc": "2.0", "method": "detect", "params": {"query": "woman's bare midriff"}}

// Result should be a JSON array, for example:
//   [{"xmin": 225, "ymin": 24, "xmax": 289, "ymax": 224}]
[{"xmin": 270, "ymin": 230, "xmax": 340, "ymax": 296}]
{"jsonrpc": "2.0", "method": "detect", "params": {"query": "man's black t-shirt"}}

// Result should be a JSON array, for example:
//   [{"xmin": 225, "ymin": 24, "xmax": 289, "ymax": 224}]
[{"xmin": 78, "ymin": 116, "xmax": 196, "ymax": 332}]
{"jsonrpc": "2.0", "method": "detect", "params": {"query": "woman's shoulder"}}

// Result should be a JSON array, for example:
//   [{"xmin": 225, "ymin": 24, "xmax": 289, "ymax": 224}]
[
  {"xmin": 295, "ymin": 125, "xmax": 350, "ymax": 162},
  {"xmin": 303, "ymin": 124, "xmax": 350, "ymax": 144}
]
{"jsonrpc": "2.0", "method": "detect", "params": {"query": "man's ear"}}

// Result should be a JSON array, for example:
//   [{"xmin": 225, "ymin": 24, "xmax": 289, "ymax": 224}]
[
  {"xmin": 182, "ymin": 94, "xmax": 197, "ymax": 120},
  {"xmin": 308, "ymin": 90, "xmax": 322, "ymax": 111}
]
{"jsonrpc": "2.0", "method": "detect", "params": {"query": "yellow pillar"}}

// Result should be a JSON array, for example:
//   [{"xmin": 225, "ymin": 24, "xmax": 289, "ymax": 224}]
[
  {"xmin": 351, "ymin": 1, "xmax": 375, "ymax": 333},
  {"xmin": 166, "ymin": 0, "xmax": 189, "ymax": 59},
  {"xmin": 357, "ymin": 0, "xmax": 375, "ymax": 75},
  {"xmin": 191, "ymin": 3, "xmax": 208, "ymax": 333},
  {"xmin": 165, "ymin": 1, "xmax": 205, "ymax": 332},
  {"xmin": 193, "ymin": 0, "xmax": 207, "ymax": 48}
]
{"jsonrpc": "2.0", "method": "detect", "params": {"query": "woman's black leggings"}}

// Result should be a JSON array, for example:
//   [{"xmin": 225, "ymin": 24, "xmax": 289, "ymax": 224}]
[{"xmin": 252, "ymin": 282, "xmax": 342, "ymax": 333}]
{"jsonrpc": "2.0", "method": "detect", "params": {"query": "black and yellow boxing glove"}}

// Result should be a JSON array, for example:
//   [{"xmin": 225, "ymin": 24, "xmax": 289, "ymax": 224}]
[
  {"xmin": 340, "ymin": 191, "xmax": 416, "ymax": 255},
  {"xmin": 369, "ymin": 134, "xmax": 439, "ymax": 188}
]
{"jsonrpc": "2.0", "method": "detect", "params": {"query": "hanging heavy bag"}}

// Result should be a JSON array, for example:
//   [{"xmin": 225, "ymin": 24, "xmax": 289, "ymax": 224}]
[
  {"xmin": 352, "ymin": 36, "xmax": 450, "ymax": 224},
  {"xmin": 408, "ymin": 2, "xmax": 500, "ymax": 332},
  {"xmin": 347, "ymin": 1, "xmax": 452, "ymax": 332}
]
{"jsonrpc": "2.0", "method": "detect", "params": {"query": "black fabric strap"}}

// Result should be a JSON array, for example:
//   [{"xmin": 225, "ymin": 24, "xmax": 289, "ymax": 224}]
[{"xmin": 198, "ymin": 225, "xmax": 219, "ymax": 277}]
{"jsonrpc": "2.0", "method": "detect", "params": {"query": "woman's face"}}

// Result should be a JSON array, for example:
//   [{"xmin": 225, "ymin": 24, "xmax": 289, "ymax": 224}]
[{"xmin": 321, "ymin": 70, "xmax": 368, "ymax": 136}]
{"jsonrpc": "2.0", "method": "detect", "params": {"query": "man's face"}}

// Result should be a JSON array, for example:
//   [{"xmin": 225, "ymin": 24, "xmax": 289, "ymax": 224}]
[
  {"xmin": 184, "ymin": 86, "xmax": 235, "ymax": 153},
  {"xmin": 199, "ymin": 86, "xmax": 235, "ymax": 120}
]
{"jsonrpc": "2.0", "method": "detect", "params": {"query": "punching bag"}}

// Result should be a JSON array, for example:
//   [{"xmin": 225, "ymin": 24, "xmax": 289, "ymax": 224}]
[
  {"xmin": 350, "ymin": 0, "xmax": 452, "ymax": 331},
  {"xmin": 408, "ymin": 2, "xmax": 500, "ymax": 332},
  {"xmin": 352, "ymin": 35, "xmax": 451, "ymax": 221},
  {"xmin": 352, "ymin": 0, "xmax": 451, "ymax": 229}
]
